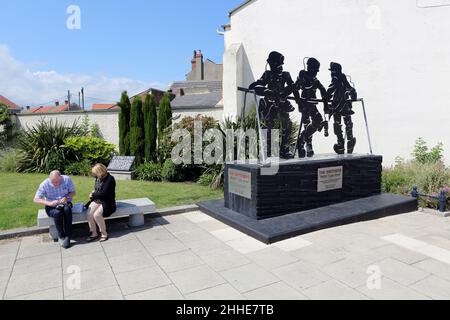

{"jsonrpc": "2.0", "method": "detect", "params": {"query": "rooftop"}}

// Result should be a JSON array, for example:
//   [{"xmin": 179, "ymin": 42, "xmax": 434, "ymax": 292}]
[{"xmin": 0, "ymin": 95, "xmax": 21, "ymax": 111}]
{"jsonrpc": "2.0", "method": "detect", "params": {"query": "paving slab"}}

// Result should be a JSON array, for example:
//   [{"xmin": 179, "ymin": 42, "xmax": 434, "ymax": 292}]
[
  {"xmin": 63, "ymin": 267, "xmax": 117, "ymax": 298},
  {"xmin": 196, "ymin": 220, "xmax": 230, "ymax": 232},
  {"xmin": 246, "ymin": 247, "xmax": 298, "ymax": 270},
  {"xmin": 186, "ymin": 284, "xmax": 246, "ymax": 300},
  {"xmin": 141, "ymin": 238, "xmax": 188, "ymax": 257},
  {"xmin": 244, "ymin": 282, "xmax": 308, "ymax": 300},
  {"xmin": 168, "ymin": 265, "xmax": 226, "ymax": 295},
  {"xmin": 226, "ymin": 237, "xmax": 268, "ymax": 254},
  {"xmin": 115, "ymin": 265, "xmax": 171, "ymax": 296},
  {"xmin": 108, "ymin": 251, "xmax": 156, "ymax": 274},
  {"xmin": 210, "ymin": 228, "xmax": 248, "ymax": 242},
  {"xmin": 291, "ymin": 245, "xmax": 343, "ymax": 267},
  {"xmin": 102, "ymin": 239, "xmax": 146, "ymax": 258},
  {"xmin": 12, "ymin": 253, "xmax": 61, "ymax": 276},
  {"xmin": 17, "ymin": 237, "xmax": 60, "ymax": 259},
  {"xmin": 66, "ymin": 285, "xmax": 124, "ymax": 300},
  {"xmin": 302, "ymin": 279, "xmax": 369, "ymax": 300},
  {"xmin": 5, "ymin": 267, "xmax": 62, "ymax": 299},
  {"xmin": 6, "ymin": 287, "xmax": 63, "ymax": 300},
  {"xmin": 61, "ymin": 241, "xmax": 103, "ymax": 258},
  {"xmin": 413, "ymin": 259, "xmax": 450, "ymax": 282},
  {"xmin": 321, "ymin": 259, "xmax": 368, "ymax": 289},
  {"xmin": 374, "ymin": 258, "xmax": 430, "ymax": 286},
  {"xmin": 273, "ymin": 261, "xmax": 330, "ymax": 291},
  {"xmin": 375, "ymin": 244, "xmax": 428, "ymax": 265},
  {"xmin": 271, "ymin": 237, "xmax": 313, "ymax": 252},
  {"xmin": 135, "ymin": 226, "xmax": 175, "ymax": 242},
  {"xmin": 0, "ymin": 254, "xmax": 16, "ymax": 271},
  {"xmin": 410, "ymin": 276, "xmax": 450, "ymax": 300},
  {"xmin": 0, "ymin": 241, "xmax": 20, "ymax": 257},
  {"xmin": 220, "ymin": 263, "xmax": 279, "ymax": 293},
  {"xmin": 200, "ymin": 249, "xmax": 252, "ymax": 272},
  {"xmin": 155, "ymin": 250, "xmax": 205, "ymax": 273},
  {"xmin": 62, "ymin": 252, "xmax": 110, "ymax": 272},
  {"xmin": 357, "ymin": 277, "xmax": 430, "ymax": 300},
  {"xmin": 125, "ymin": 285, "xmax": 184, "ymax": 300}
]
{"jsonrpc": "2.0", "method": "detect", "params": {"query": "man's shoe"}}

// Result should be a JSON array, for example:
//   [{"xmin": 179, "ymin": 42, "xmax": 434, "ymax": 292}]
[
  {"xmin": 58, "ymin": 238, "xmax": 65, "ymax": 247},
  {"xmin": 62, "ymin": 237, "xmax": 71, "ymax": 249}
]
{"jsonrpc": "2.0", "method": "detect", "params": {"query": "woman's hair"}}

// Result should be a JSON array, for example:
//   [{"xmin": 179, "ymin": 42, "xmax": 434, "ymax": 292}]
[{"xmin": 92, "ymin": 164, "xmax": 108, "ymax": 179}]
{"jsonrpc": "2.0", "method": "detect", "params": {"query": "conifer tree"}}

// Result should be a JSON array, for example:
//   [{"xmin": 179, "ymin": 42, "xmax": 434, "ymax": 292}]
[
  {"xmin": 143, "ymin": 94, "xmax": 158, "ymax": 162},
  {"xmin": 129, "ymin": 96, "xmax": 145, "ymax": 164},
  {"xmin": 118, "ymin": 91, "xmax": 131, "ymax": 155}
]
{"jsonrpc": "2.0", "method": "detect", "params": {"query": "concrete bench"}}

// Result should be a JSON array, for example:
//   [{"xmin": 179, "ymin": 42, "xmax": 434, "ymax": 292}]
[{"xmin": 38, "ymin": 198, "xmax": 156, "ymax": 240}]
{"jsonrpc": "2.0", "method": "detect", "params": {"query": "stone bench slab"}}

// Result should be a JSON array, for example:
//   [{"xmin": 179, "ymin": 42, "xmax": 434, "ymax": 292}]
[{"xmin": 37, "ymin": 198, "xmax": 156, "ymax": 240}]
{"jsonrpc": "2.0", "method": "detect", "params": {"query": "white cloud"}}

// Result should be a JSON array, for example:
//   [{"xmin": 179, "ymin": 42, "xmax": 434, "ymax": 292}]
[{"xmin": 0, "ymin": 44, "xmax": 166, "ymax": 108}]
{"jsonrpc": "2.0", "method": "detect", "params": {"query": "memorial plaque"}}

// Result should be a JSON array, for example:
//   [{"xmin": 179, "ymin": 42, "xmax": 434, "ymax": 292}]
[
  {"xmin": 107, "ymin": 156, "xmax": 136, "ymax": 172},
  {"xmin": 229, "ymin": 169, "xmax": 252, "ymax": 200},
  {"xmin": 318, "ymin": 166, "xmax": 343, "ymax": 192}
]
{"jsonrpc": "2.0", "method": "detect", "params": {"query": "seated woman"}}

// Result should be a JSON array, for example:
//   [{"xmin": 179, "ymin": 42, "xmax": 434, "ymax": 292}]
[{"xmin": 87, "ymin": 164, "xmax": 116, "ymax": 242}]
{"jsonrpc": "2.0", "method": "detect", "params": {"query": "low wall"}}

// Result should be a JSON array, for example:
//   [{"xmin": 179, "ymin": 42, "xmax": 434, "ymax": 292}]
[
  {"xmin": 14, "ymin": 107, "xmax": 225, "ymax": 149},
  {"xmin": 15, "ymin": 111, "xmax": 120, "ymax": 147}
]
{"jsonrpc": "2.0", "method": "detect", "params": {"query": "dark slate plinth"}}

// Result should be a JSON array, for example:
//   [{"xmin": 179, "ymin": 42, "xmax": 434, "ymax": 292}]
[
  {"xmin": 198, "ymin": 194, "xmax": 418, "ymax": 244},
  {"xmin": 225, "ymin": 154, "xmax": 383, "ymax": 220}
]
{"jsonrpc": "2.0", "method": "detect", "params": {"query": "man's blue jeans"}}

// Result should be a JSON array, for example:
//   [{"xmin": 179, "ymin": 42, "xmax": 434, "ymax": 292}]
[{"xmin": 46, "ymin": 204, "xmax": 73, "ymax": 239}]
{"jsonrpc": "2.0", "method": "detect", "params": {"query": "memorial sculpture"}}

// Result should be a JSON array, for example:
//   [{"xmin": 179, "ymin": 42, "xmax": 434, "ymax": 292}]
[
  {"xmin": 248, "ymin": 51, "xmax": 300, "ymax": 159},
  {"xmin": 326, "ymin": 62, "xmax": 358, "ymax": 155},
  {"xmin": 199, "ymin": 52, "xmax": 417, "ymax": 245},
  {"xmin": 293, "ymin": 57, "xmax": 329, "ymax": 158}
]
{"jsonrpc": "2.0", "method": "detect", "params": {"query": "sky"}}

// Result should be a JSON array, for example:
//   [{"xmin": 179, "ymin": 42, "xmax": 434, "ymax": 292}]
[{"xmin": 0, "ymin": 0, "xmax": 243, "ymax": 108}]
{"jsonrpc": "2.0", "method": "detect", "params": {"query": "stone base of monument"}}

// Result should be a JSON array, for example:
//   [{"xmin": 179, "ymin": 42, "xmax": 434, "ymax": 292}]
[
  {"xmin": 109, "ymin": 170, "xmax": 135, "ymax": 181},
  {"xmin": 198, "ymin": 154, "xmax": 418, "ymax": 244}
]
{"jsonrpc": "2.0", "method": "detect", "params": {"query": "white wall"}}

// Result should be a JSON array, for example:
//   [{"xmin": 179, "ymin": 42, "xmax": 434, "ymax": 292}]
[
  {"xmin": 224, "ymin": 0, "xmax": 450, "ymax": 166},
  {"xmin": 15, "ymin": 108, "xmax": 225, "ymax": 148},
  {"xmin": 15, "ymin": 111, "xmax": 120, "ymax": 147}
]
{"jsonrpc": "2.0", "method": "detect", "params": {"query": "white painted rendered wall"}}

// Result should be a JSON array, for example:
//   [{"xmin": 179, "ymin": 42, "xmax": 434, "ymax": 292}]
[
  {"xmin": 223, "ymin": 0, "xmax": 450, "ymax": 166},
  {"xmin": 14, "ymin": 108, "xmax": 224, "ymax": 148},
  {"xmin": 15, "ymin": 111, "xmax": 120, "ymax": 148}
]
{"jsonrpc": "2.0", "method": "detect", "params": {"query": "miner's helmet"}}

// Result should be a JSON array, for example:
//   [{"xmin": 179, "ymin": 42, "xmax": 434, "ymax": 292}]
[
  {"xmin": 329, "ymin": 62, "xmax": 343, "ymax": 73},
  {"xmin": 267, "ymin": 51, "xmax": 285, "ymax": 66},
  {"xmin": 307, "ymin": 58, "xmax": 320, "ymax": 71}
]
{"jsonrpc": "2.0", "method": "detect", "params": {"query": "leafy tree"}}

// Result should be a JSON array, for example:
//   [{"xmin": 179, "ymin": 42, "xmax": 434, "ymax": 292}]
[
  {"xmin": 143, "ymin": 94, "xmax": 158, "ymax": 162},
  {"xmin": 158, "ymin": 93, "xmax": 173, "ymax": 141},
  {"xmin": 118, "ymin": 91, "xmax": 131, "ymax": 156},
  {"xmin": 129, "ymin": 96, "xmax": 145, "ymax": 164},
  {"xmin": 0, "ymin": 104, "xmax": 14, "ymax": 149},
  {"xmin": 413, "ymin": 137, "xmax": 444, "ymax": 164}
]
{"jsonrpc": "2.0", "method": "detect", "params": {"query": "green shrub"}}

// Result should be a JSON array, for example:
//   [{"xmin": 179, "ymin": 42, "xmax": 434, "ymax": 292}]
[
  {"xmin": 158, "ymin": 93, "xmax": 173, "ymax": 141},
  {"xmin": 413, "ymin": 137, "xmax": 444, "ymax": 165},
  {"xmin": 135, "ymin": 162, "xmax": 163, "ymax": 182},
  {"xmin": 197, "ymin": 172, "xmax": 215, "ymax": 187},
  {"xmin": 16, "ymin": 119, "xmax": 83, "ymax": 173},
  {"xmin": 130, "ymin": 96, "xmax": 145, "ymax": 164},
  {"xmin": 382, "ymin": 161, "xmax": 450, "ymax": 196},
  {"xmin": 118, "ymin": 91, "xmax": 131, "ymax": 156},
  {"xmin": 0, "ymin": 149, "xmax": 21, "ymax": 172},
  {"xmin": 143, "ymin": 94, "xmax": 158, "ymax": 162},
  {"xmin": 64, "ymin": 160, "xmax": 92, "ymax": 176},
  {"xmin": 161, "ymin": 159, "xmax": 184, "ymax": 182},
  {"xmin": 64, "ymin": 136, "xmax": 116, "ymax": 165}
]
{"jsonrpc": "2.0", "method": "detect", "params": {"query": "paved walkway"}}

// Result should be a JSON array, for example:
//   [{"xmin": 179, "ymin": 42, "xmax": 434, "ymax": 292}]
[{"xmin": 1, "ymin": 210, "xmax": 450, "ymax": 300}]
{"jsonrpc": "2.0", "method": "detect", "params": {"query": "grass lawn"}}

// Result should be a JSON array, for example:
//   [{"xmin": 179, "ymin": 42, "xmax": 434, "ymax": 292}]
[{"xmin": 0, "ymin": 173, "xmax": 223, "ymax": 231}]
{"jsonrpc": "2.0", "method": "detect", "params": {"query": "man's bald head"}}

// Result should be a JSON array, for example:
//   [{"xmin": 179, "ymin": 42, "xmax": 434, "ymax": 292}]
[{"xmin": 49, "ymin": 171, "xmax": 62, "ymax": 186}]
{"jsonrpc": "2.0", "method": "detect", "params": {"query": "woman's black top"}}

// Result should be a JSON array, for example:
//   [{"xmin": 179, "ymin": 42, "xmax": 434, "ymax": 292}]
[{"xmin": 92, "ymin": 173, "xmax": 117, "ymax": 217}]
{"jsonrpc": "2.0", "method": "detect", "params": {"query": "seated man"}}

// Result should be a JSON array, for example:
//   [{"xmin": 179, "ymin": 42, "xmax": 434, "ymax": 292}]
[{"xmin": 34, "ymin": 171, "xmax": 76, "ymax": 249}]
